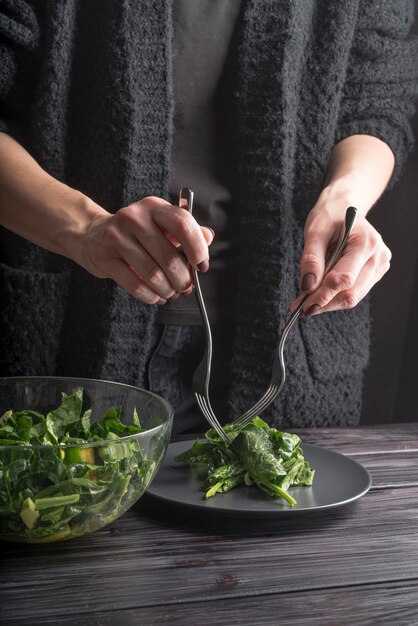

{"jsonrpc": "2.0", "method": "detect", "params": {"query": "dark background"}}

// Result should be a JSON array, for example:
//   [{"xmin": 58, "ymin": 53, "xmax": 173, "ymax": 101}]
[{"xmin": 361, "ymin": 8, "xmax": 418, "ymax": 423}]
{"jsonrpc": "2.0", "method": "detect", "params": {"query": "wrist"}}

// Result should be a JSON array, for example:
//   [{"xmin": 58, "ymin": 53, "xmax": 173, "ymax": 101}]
[
  {"xmin": 52, "ymin": 187, "xmax": 109, "ymax": 266},
  {"xmin": 317, "ymin": 173, "xmax": 368, "ymax": 219},
  {"xmin": 317, "ymin": 135, "xmax": 395, "ymax": 218}
]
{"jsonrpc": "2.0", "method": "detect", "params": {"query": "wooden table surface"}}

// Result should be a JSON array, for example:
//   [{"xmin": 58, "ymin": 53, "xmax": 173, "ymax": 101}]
[{"xmin": 1, "ymin": 423, "xmax": 418, "ymax": 626}]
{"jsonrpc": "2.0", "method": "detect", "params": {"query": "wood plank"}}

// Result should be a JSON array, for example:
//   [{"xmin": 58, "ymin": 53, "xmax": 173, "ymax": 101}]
[
  {"xmin": 177, "ymin": 424, "xmax": 418, "ymax": 454},
  {"xmin": 1, "ymin": 486, "xmax": 418, "ymax": 622},
  {"xmin": 350, "ymin": 451, "xmax": 418, "ymax": 487},
  {"xmin": 291, "ymin": 423, "xmax": 418, "ymax": 454},
  {"xmin": 6, "ymin": 579, "xmax": 418, "ymax": 626}
]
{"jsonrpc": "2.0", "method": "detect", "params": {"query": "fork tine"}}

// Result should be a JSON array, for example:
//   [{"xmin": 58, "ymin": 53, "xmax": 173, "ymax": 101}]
[
  {"xmin": 195, "ymin": 393, "xmax": 229, "ymax": 442},
  {"xmin": 196, "ymin": 394, "xmax": 213, "ymax": 424},
  {"xmin": 232, "ymin": 345, "xmax": 286, "ymax": 428},
  {"xmin": 237, "ymin": 386, "xmax": 282, "ymax": 426},
  {"xmin": 234, "ymin": 366, "xmax": 288, "ymax": 427},
  {"xmin": 234, "ymin": 385, "xmax": 280, "ymax": 427},
  {"xmin": 193, "ymin": 353, "xmax": 229, "ymax": 441}
]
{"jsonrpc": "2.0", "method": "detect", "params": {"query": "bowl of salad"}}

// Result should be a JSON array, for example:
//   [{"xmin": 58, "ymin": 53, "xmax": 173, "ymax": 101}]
[{"xmin": 0, "ymin": 377, "xmax": 173, "ymax": 543}]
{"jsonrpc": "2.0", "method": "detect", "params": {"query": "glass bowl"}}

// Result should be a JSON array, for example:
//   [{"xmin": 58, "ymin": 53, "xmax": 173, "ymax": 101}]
[{"xmin": 0, "ymin": 377, "xmax": 173, "ymax": 543}]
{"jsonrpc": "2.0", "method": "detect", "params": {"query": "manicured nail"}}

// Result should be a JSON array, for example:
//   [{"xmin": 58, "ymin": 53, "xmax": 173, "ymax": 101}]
[
  {"xmin": 304, "ymin": 304, "xmax": 321, "ymax": 317},
  {"xmin": 197, "ymin": 259, "xmax": 209, "ymax": 273},
  {"xmin": 168, "ymin": 293, "xmax": 179, "ymax": 301},
  {"xmin": 301, "ymin": 273, "xmax": 316, "ymax": 292},
  {"xmin": 157, "ymin": 298, "xmax": 166, "ymax": 305}
]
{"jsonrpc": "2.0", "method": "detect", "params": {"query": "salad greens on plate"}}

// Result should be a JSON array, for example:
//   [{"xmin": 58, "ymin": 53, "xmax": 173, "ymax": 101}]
[
  {"xmin": 175, "ymin": 417, "xmax": 315, "ymax": 506},
  {"xmin": 0, "ymin": 389, "xmax": 157, "ymax": 542}
]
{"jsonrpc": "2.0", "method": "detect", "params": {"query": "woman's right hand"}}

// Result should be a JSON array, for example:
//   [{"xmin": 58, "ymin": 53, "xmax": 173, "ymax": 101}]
[{"xmin": 80, "ymin": 196, "xmax": 214, "ymax": 304}]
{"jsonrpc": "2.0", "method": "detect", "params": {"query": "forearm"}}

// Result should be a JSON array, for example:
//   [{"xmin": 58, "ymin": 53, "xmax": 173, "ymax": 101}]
[
  {"xmin": 0, "ymin": 132, "xmax": 108, "ymax": 266},
  {"xmin": 317, "ymin": 134, "xmax": 395, "ymax": 218}
]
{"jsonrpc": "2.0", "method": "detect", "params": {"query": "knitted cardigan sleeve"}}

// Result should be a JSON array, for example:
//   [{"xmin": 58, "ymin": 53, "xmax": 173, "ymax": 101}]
[
  {"xmin": 335, "ymin": 0, "xmax": 418, "ymax": 183},
  {"xmin": 0, "ymin": 0, "xmax": 40, "ymax": 142}
]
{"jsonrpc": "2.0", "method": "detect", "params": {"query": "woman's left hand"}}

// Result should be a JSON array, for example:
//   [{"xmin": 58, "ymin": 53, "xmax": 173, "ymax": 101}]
[{"xmin": 289, "ymin": 204, "xmax": 392, "ymax": 317}]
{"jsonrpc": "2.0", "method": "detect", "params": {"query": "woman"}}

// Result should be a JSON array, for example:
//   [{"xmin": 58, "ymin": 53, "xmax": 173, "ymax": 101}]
[{"xmin": 0, "ymin": 0, "xmax": 417, "ymax": 430}]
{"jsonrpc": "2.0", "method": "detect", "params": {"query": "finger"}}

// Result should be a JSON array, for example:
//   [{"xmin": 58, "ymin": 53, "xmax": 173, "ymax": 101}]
[
  {"xmin": 305, "ymin": 251, "xmax": 389, "ymax": 316},
  {"xmin": 120, "ymin": 239, "xmax": 182, "ymax": 299},
  {"xmin": 289, "ymin": 293, "xmax": 305, "ymax": 314},
  {"xmin": 300, "ymin": 224, "xmax": 331, "ymax": 293},
  {"xmin": 153, "ymin": 206, "xmax": 210, "ymax": 269},
  {"xmin": 292, "ymin": 228, "xmax": 367, "ymax": 313},
  {"xmin": 202, "ymin": 226, "xmax": 215, "ymax": 245},
  {"xmin": 134, "ymin": 227, "xmax": 194, "ymax": 293},
  {"xmin": 108, "ymin": 258, "xmax": 166, "ymax": 305},
  {"xmin": 164, "ymin": 225, "xmax": 215, "ymax": 248},
  {"xmin": 117, "ymin": 201, "xmax": 193, "ymax": 292},
  {"xmin": 301, "ymin": 233, "xmax": 372, "ymax": 314}
]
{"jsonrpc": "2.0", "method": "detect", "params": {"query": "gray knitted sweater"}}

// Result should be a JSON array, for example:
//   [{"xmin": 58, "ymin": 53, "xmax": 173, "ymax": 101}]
[{"xmin": 0, "ymin": 0, "xmax": 417, "ymax": 427}]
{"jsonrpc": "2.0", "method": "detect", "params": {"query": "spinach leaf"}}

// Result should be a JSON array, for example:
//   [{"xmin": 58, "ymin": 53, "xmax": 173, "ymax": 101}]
[
  {"xmin": 175, "ymin": 418, "xmax": 315, "ymax": 506},
  {"xmin": 230, "ymin": 426, "xmax": 287, "ymax": 482},
  {"xmin": 46, "ymin": 389, "xmax": 84, "ymax": 441},
  {"xmin": 174, "ymin": 440, "xmax": 213, "ymax": 465}
]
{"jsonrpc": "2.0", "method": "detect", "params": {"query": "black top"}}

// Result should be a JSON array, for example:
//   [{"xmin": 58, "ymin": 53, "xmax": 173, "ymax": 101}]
[
  {"xmin": 0, "ymin": 1, "xmax": 416, "ymax": 426},
  {"xmin": 157, "ymin": 0, "xmax": 242, "ymax": 325}
]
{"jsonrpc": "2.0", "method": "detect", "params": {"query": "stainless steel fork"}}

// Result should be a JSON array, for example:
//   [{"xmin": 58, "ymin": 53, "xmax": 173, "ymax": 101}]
[
  {"xmin": 179, "ymin": 188, "xmax": 229, "ymax": 443},
  {"xmin": 233, "ymin": 206, "xmax": 358, "ymax": 428}
]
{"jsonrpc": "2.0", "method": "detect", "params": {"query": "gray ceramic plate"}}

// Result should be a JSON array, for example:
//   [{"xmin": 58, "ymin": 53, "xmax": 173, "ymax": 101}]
[{"xmin": 146, "ymin": 440, "xmax": 372, "ymax": 516}]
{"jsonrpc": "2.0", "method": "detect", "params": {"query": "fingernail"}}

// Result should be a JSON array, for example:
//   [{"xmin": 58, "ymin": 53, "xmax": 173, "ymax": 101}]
[
  {"xmin": 197, "ymin": 259, "xmax": 209, "ymax": 273},
  {"xmin": 168, "ymin": 293, "xmax": 179, "ymax": 301},
  {"xmin": 304, "ymin": 304, "xmax": 321, "ymax": 317},
  {"xmin": 157, "ymin": 298, "xmax": 166, "ymax": 305},
  {"xmin": 182, "ymin": 286, "xmax": 194, "ymax": 296},
  {"xmin": 208, "ymin": 228, "xmax": 215, "ymax": 238},
  {"xmin": 301, "ymin": 273, "xmax": 316, "ymax": 292}
]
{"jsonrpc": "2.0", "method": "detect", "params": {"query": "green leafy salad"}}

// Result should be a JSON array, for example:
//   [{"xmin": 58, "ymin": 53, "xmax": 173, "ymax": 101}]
[
  {"xmin": 175, "ymin": 417, "xmax": 315, "ymax": 506},
  {"xmin": 0, "ymin": 389, "xmax": 157, "ymax": 542}
]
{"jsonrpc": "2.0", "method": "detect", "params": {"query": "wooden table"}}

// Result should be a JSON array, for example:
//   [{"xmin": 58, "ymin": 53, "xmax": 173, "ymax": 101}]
[{"xmin": 1, "ymin": 424, "xmax": 418, "ymax": 626}]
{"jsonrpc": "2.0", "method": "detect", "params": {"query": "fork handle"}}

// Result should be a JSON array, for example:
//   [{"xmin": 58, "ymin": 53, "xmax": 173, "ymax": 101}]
[
  {"xmin": 178, "ymin": 188, "xmax": 211, "ymax": 339},
  {"xmin": 324, "ymin": 206, "xmax": 358, "ymax": 274}
]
